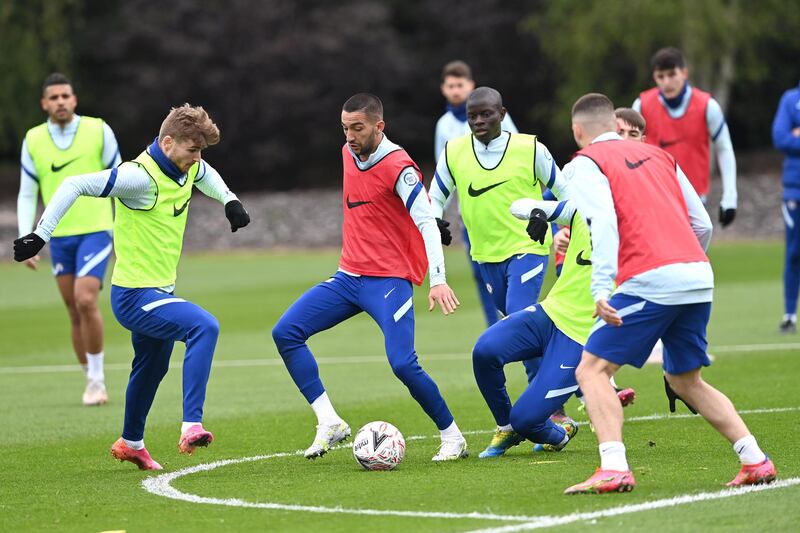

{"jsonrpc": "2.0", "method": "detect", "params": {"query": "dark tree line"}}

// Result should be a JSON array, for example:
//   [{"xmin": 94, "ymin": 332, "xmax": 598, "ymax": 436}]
[{"xmin": 1, "ymin": 0, "xmax": 798, "ymax": 192}]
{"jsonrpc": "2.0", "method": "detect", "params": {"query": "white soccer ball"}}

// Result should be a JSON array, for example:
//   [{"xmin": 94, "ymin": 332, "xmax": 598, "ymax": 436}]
[{"xmin": 352, "ymin": 421, "xmax": 405, "ymax": 471}]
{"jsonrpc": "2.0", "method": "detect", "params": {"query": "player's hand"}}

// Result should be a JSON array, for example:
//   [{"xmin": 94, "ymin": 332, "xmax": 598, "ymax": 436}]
[
  {"xmin": 436, "ymin": 218, "xmax": 452, "ymax": 246},
  {"xmin": 526, "ymin": 208, "xmax": 549, "ymax": 245},
  {"xmin": 13, "ymin": 233, "xmax": 45, "ymax": 262},
  {"xmin": 225, "ymin": 200, "xmax": 250, "ymax": 232},
  {"xmin": 428, "ymin": 283, "xmax": 460, "ymax": 315},
  {"xmin": 553, "ymin": 227, "xmax": 571, "ymax": 254},
  {"xmin": 593, "ymin": 298, "xmax": 622, "ymax": 326},
  {"xmin": 23, "ymin": 256, "xmax": 40, "ymax": 271},
  {"xmin": 792, "ymin": 127, "xmax": 800, "ymax": 138},
  {"xmin": 719, "ymin": 207, "xmax": 736, "ymax": 227}
]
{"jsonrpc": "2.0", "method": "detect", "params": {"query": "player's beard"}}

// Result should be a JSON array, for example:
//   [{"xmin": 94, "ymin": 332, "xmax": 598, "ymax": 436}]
[{"xmin": 357, "ymin": 132, "xmax": 380, "ymax": 158}]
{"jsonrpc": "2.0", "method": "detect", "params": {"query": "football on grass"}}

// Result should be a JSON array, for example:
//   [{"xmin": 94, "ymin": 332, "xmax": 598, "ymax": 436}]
[{"xmin": 352, "ymin": 421, "xmax": 405, "ymax": 470}]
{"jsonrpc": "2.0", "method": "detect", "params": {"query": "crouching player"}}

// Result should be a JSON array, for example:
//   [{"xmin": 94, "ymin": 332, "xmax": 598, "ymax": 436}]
[
  {"xmin": 472, "ymin": 198, "xmax": 593, "ymax": 457},
  {"xmin": 14, "ymin": 105, "xmax": 251, "ymax": 470},
  {"xmin": 564, "ymin": 93, "xmax": 775, "ymax": 494}
]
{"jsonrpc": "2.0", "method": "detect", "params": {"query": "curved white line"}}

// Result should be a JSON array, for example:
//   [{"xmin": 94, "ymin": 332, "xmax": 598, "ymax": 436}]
[{"xmin": 142, "ymin": 406, "xmax": 799, "ymax": 522}]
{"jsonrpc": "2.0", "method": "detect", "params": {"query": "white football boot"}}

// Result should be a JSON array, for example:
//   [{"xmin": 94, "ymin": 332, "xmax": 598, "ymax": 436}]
[
  {"xmin": 432, "ymin": 436, "xmax": 469, "ymax": 461},
  {"xmin": 82, "ymin": 380, "xmax": 108, "ymax": 406},
  {"xmin": 304, "ymin": 420, "xmax": 351, "ymax": 459}
]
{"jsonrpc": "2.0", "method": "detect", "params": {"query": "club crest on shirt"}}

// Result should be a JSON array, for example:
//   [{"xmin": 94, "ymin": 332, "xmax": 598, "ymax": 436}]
[{"xmin": 403, "ymin": 172, "xmax": 418, "ymax": 187}]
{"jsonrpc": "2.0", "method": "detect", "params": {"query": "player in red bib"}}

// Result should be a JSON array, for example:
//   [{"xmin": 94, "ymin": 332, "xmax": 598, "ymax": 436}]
[
  {"xmin": 635, "ymin": 47, "xmax": 737, "ymax": 227},
  {"xmin": 272, "ymin": 93, "xmax": 468, "ymax": 462},
  {"xmin": 563, "ymin": 93, "xmax": 776, "ymax": 495}
]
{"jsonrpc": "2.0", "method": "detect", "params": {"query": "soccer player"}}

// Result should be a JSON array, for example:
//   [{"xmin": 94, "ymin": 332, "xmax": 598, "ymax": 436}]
[
  {"xmin": 634, "ymin": 47, "xmax": 737, "ymax": 227},
  {"xmin": 772, "ymin": 83, "xmax": 800, "ymax": 333},
  {"xmin": 615, "ymin": 107, "xmax": 646, "ymax": 142},
  {"xmin": 17, "ymin": 73, "xmax": 122, "ymax": 406},
  {"xmin": 563, "ymin": 93, "xmax": 776, "ymax": 494},
  {"xmin": 430, "ymin": 87, "xmax": 568, "ymax": 386},
  {"xmin": 14, "ymin": 104, "xmax": 251, "ymax": 470},
  {"xmin": 435, "ymin": 60, "xmax": 518, "ymax": 327},
  {"xmin": 272, "ymin": 93, "xmax": 467, "ymax": 462},
  {"xmin": 472, "ymin": 197, "xmax": 592, "ymax": 457}
]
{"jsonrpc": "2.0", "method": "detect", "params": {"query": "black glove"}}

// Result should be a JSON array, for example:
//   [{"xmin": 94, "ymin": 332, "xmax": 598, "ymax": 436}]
[
  {"xmin": 225, "ymin": 200, "xmax": 250, "ymax": 232},
  {"xmin": 719, "ymin": 207, "xmax": 736, "ymax": 227},
  {"xmin": 436, "ymin": 218, "xmax": 452, "ymax": 246},
  {"xmin": 526, "ymin": 208, "xmax": 549, "ymax": 245},
  {"xmin": 664, "ymin": 375, "xmax": 698, "ymax": 414},
  {"xmin": 13, "ymin": 233, "xmax": 45, "ymax": 262}
]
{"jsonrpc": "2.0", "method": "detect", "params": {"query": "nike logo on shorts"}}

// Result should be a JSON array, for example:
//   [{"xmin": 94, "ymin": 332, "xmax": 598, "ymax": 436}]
[
  {"xmin": 560, "ymin": 364, "xmax": 575, "ymax": 369},
  {"xmin": 384, "ymin": 287, "xmax": 395, "ymax": 299}
]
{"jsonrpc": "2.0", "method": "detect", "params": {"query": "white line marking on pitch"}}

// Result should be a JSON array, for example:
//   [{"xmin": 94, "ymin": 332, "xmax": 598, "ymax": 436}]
[
  {"xmin": 142, "ymin": 406, "xmax": 799, "ymax": 523},
  {"xmin": 464, "ymin": 477, "xmax": 800, "ymax": 532},
  {"xmin": 2, "ymin": 341, "xmax": 799, "ymax": 375}
]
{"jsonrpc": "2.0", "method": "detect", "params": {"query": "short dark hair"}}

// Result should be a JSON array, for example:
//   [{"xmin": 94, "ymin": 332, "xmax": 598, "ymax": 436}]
[
  {"xmin": 342, "ymin": 93, "xmax": 384, "ymax": 121},
  {"xmin": 615, "ymin": 107, "xmax": 646, "ymax": 133},
  {"xmin": 572, "ymin": 93, "xmax": 615, "ymax": 118},
  {"xmin": 441, "ymin": 60, "xmax": 473, "ymax": 82},
  {"xmin": 42, "ymin": 72, "xmax": 72, "ymax": 94},
  {"xmin": 650, "ymin": 47, "xmax": 685, "ymax": 72}
]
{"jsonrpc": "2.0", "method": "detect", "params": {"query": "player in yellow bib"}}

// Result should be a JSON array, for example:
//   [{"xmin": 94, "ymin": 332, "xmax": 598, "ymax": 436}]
[
  {"xmin": 17, "ymin": 73, "xmax": 121, "ymax": 406},
  {"xmin": 429, "ymin": 87, "xmax": 569, "ymax": 387},
  {"xmin": 14, "ymin": 105, "xmax": 251, "ymax": 471},
  {"xmin": 471, "ymin": 197, "xmax": 593, "ymax": 457}
]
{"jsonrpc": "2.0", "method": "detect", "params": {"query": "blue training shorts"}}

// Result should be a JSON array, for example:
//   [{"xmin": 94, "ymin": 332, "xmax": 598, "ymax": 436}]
[
  {"xmin": 584, "ymin": 293, "xmax": 712, "ymax": 375},
  {"xmin": 50, "ymin": 230, "xmax": 113, "ymax": 280}
]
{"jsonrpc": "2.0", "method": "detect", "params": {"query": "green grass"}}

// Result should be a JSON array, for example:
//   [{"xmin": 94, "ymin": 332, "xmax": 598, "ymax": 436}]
[{"xmin": 1, "ymin": 242, "xmax": 798, "ymax": 532}]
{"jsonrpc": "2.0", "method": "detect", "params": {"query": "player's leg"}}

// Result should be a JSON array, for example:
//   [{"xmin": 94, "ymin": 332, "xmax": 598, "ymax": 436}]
[
  {"xmin": 661, "ymin": 303, "xmax": 776, "ymax": 486},
  {"xmin": 472, "ymin": 306, "xmax": 549, "ymax": 457},
  {"xmin": 271, "ymin": 272, "xmax": 361, "ymax": 458},
  {"xmin": 504, "ymin": 253, "xmax": 548, "ymax": 382},
  {"xmin": 110, "ymin": 330, "xmax": 173, "ymax": 470},
  {"xmin": 54, "ymin": 274, "xmax": 85, "ymax": 366},
  {"xmin": 73, "ymin": 231, "xmax": 113, "ymax": 405},
  {"xmin": 781, "ymin": 200, "xmax": 800, "ymax": 332},
  {"xmin": 509, "ymin": 327, "xmax": 582, "ymax": 451},
  {"xmin": 463, "ymin": 225, "xmax": 499, "ymax": 326},
  {"xmin": 566, "ymin": 294, "xmax": 668, "ymax": 494},
  {"xmin": 362, "ymin": 276, "xmax": 466, "ymax": 461}
]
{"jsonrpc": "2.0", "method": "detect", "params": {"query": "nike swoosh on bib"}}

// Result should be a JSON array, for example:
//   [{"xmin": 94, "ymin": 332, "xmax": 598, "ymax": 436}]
[
  {"xmin": 468, "ymin": 180, "xmax": 508, "ymax": 197},
  {"xmin": 51, "ymin": 157, "xmax": 81, "ymax": 172},
  {"xmin": 624, "ymin": 157, "xmax": 651, "ymax": 169},
  {"xmin": 346, "ymin": 195, "xmax": 372, "ymax": 209},
  {"xmin": 173, "ymin": 199, "xmax": 190, "ymax": 217},
  {"xmin": 659, "ymin": 139, "xmax": 681, "ymax": 148},
  {"xmin": 575, "ymin": 250, "xmax": 592, "ymax": 266}
]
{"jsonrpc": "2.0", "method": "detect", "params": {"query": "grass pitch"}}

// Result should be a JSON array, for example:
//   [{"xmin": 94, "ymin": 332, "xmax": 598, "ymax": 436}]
[{"xmin": 1, "ymin": 242, "xmax": 798, "ymax": 532}]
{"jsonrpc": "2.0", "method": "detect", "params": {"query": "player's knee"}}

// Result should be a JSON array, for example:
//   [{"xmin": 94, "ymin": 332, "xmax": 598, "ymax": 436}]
[
  {"xmin": 201, "ymin": 312, "xmax": 220, "ymax": 338},
  {"xmin": 509, "ymin": 406, "xmax": 534, "ymax": 435},
  {"xmin": 389, "ymin": 357, "xmax": 420, "ymax": 383},
  {"xmin": 271, "ymin": 318, "xmax": 304, "ymax": 354},
  {"xmin": 472, "ymin": 334, "xmax": 502, "ymax": 367},
  {"xmin": 73, "ymin": 291, "xmax": 97, "ymax": 315}
]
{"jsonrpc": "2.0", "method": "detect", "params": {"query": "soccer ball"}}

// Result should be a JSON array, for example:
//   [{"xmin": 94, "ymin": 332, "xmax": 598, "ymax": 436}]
[{"xmin": 352, "ymin": 421, "xmax": 405, "ymax": 471}]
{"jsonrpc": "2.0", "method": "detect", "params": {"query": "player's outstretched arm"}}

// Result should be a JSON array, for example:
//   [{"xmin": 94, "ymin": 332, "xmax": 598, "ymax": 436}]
[
  {"xmin": 707, "ymin": 99, "xmax": 737, "ymax": 225},
  {"xmin": 428, "ymin": 283, "xmax": 460, "ymax": 315},
  {"xmin": 194, "ymin": 161, "xmax": 250, "ymax": 232},
  {"xmin": 510, "ymin": 198, "xmax": 576, "ymax": 245}
]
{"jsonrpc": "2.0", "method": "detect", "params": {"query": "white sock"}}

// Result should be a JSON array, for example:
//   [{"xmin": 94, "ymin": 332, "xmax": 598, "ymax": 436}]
[
  {"xmin": 733, "ymin": 435, "xmax": 767, "ymax": 465},
  {"xmin": 440, "ymin": 420, "xmax": 462, "ymax": 441},
  {"xmin": 498, "ymin": 424, "xmax": 513, "ymax": 432},
  {"xmin": 86, "ymin": 352, "xmax": 104, "ymax": 382},
  {"xmin": 123, "ymin": 438, "xmax": 144, "ymax": 450},
  {"xmin": 310, "ymin": 392, "xmax": 341, "ymax": 425},
  {"xmin": 181, "ymin": 421, "xmax": 201, "ymax": 433},
  {"xmin": 80, "ymin": 363, "xmax": 88, "ymax": 376},
  {"xmin": 599, "ymin": 441, "xmax": 629, "ymax": 471},
  {"xmin": 783, "ymin": 313, "xmax": 797, "ymax": 323}
]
